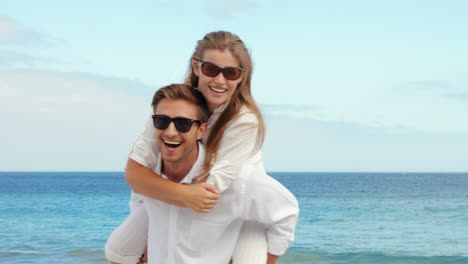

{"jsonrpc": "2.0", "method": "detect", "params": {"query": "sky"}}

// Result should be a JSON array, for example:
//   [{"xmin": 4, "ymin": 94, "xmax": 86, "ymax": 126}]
[{"xmin": 1, "ymin": 0, "xmax": 467, "ymax": 172}]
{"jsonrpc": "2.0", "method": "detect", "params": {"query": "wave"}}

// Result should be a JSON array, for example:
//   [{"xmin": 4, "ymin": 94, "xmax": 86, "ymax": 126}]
[
  {"xmin": 0, "ymin": 248, "xmax": 107, "ymax": 264},
  {"xmin": 279, "ymin": 249, "xmax": 468, "ymax": 264},
  {"xmin": 66, "ymin": 248, "xmax": 107, "ymax": 263}
]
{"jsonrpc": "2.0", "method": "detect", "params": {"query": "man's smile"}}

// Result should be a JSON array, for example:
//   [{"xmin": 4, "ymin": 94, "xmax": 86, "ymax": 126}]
[{"xmin": 163, "ymin": 139, "xmax": 182, "ymax": 149}]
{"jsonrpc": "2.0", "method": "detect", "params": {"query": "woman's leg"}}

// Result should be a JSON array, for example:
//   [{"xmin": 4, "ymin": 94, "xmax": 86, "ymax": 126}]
[
  {"xmin": 232, "ymin": 221, "xmax": 268, "ymax": 264},
  {"xmin": 105, "ymin": 205, "xmax": 148, "ymax": 264}
]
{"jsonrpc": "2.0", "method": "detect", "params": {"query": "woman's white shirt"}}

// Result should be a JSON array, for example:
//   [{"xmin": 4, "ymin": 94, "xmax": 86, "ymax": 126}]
[{"xmin": 129, "ymin": 105, "xmax": 260, "ymax": 193}]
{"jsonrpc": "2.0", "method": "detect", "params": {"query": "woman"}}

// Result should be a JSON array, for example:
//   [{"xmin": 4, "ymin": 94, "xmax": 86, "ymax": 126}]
[{"xmin": 111, "ymin": 31, "xmax": 296, "ymax": 264}]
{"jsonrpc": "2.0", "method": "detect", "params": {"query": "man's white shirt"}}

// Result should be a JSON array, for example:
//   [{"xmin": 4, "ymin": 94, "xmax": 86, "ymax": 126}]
[{"xmin": 140, "ymin": 143, "xmax": 298, "ymax": 264}]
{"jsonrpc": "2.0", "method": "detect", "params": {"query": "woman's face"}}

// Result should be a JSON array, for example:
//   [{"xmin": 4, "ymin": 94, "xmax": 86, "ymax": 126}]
[{"xmin": 192, "ymin": 49, "xmax": 244, "ymax": 112}]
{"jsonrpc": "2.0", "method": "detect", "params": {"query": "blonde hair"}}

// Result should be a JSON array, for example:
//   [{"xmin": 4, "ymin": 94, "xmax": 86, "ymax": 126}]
[{"xmin": 185, "ymin": 31, "xmax": 265, "ymax": 176}]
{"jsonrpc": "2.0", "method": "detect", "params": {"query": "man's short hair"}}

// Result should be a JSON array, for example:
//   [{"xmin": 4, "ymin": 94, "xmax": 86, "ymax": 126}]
[{"xmin": 151, "ymin": 84, "xmax": 210, "ymax": 122}]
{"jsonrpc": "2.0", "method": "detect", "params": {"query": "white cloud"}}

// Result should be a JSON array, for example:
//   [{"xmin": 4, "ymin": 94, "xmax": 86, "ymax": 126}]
[
  {"xmin": 0, "ymin": 69, "xmax": 153, "ymax": 114},
  {"xmin": 260, "ymin": 104, "xmax": 321, "ymax": 119},
  {"xmin": 1, "ymin": 69, "xmax": 466, "ymax": 172},
  {"xmin": 0, "ymin": 15, "xmax": 60, "ymax": 69},
  {"xmin": 0, "ymin": 69, "xmax": 155, "ymax": 171},
  {"xmin": 260, "ymin": 80, "xmax": 468, "ymax": 134},
  {"xmin": 0, "ymin": 49, "xmax": 56, "ymax": 67},
  {"xmin": 445, "ymin": 91, "xmax": 468, "ymax": 102},
  {"xmin": 395, "ymin": 80, "xmax": 468, "ymax": 102},
  {"xmin": 0, "ymin": 14, "xmax": 53, "ymax": 47},
  {"xmin": 402, "ymin": 80, "xmax": 451, "ymax": 91},
  {"xmin": 262, "ymin": 117, "xmax": 468, "ymax": 172},
  {"xmin": 205, "ymin": 0, "xmax": 256, "ymax": 18}
]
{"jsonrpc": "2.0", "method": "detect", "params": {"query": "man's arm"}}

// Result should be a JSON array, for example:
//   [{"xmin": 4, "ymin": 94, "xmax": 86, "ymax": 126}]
[{"xmin": 126, "ymin": 158, "xmax": 219, "ymax": 212}]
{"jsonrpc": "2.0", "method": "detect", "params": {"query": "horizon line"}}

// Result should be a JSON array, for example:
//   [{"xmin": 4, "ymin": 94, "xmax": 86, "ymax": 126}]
[{"xmin": 1, "ymin": 171, "xmax": 467, "ymax": 174}]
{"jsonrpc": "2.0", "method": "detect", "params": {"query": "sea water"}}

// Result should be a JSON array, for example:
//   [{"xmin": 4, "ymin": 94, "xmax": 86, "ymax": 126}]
[{"xmin": 0, "ymin": 172, "xmax": 467, "ymax": 264}]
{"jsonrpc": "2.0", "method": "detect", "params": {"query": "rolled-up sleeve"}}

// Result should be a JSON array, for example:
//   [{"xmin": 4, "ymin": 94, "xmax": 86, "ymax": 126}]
[
  {"xmin": 243, "ymin": 174, "xmax": 299, "ymax": 255},
  {"xmin": 129, "ymin": 116, "xmax": 159, "ymax": 168},
  {"xmin": 206, "ymin": 111, "xmax": 259, "ymax": 193}
]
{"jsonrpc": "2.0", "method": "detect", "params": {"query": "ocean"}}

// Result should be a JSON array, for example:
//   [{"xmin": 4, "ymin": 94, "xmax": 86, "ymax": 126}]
[{"xmin": 0, "ymin": 172, "xmax": 467, "ymax": 264}]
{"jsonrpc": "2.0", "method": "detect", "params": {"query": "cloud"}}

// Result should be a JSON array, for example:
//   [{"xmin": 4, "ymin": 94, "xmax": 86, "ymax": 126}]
[
  {"xmin": 1, "ymin": 69, "xmax": 466, "ymax": 171},
  {"xmin": 262, "ymin": 117, "xmax": 468, "ymax": 172},
  {"xmin": 0, "ymin": 69, "xmax": 158, "ymax": 141},
  {"xmin": 0, "ymin": 15, "xmax": 61, "ymax": 68},
  {"xmin": 0, "ymin": 49, "xmax": 57, "ymax": 67},
  {"xmin": 260, "ymin": 103, "xmax": 410, "ymax": 136},
  {"xmin": 403, "ymin": 80, "xmax": 451, "ymax": 91},
  {"xmin": 204, "ymin": 0, "xmax": 256, "ymax": 18},
  {"xmin": 0, "ymin": 14, "xmax": 53, "ymax": 47},
  {"xmin": 260, "ymin": 98, "xmax": 468, "ymax": 135},
  {"xmin": 0, "ymin": 69, "xmax": 156, "ymax": 115},
  {"xmin": 396, "ymin": 80, "xmax": 468, "ymax": 102},
  {"xmin": 261, "ymin": 103, "xmax": 320, "ymax": 119},
  {"xmin": 444, "ymin": 91, "xmax": 468, "ymax": 102},
  {"xmin": 0, "ymin": 69, "xmax": 158, "ymax": 171},
  {"xmin": 392, "ymin": 80, "xmax": 456, "ymax": 95}
]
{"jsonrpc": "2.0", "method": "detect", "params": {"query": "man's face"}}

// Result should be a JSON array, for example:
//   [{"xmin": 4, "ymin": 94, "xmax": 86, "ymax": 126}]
[{"xmin": 154, "ymin": 99, "xmax": 207, "ymax": 165}]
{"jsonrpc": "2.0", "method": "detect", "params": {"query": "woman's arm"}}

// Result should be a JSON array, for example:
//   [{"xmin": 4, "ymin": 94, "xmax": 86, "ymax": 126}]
[
  {"xmin": 127, "ymin": 108, "xmax": 259, "ymax": 211},
  {"xmin": 126, "ymin": 117, "xmax": 219, "ymax": 212},
  {"xmin": 126, "ymin": 158, "xmax": 219, "ymax": 212},
  {"xmin": 129, "ymin": 109, "xmax": 259, "ymax": 202}
]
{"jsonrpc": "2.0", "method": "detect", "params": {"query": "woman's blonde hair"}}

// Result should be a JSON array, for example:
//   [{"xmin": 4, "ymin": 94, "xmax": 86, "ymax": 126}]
[{"xmin": 185, "ymin": 31, "xmax": 265, "ymax": 177}]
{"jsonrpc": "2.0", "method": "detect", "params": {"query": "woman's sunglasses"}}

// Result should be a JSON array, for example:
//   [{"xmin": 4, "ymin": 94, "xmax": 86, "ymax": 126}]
[
  {"xmin": 152, "ymin": 115, "xmax": 203, "ymax": 133},
  {"xmin": 197, "ymin": 60, "xmax": 243, "ymax": 81}
]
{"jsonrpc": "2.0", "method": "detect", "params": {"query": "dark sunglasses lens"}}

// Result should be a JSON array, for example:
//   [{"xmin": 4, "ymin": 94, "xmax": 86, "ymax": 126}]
[
  {"xmin": 201, "ymin": 63, "xmax": 221, "ymax": 77},
  {"xmin": 174, "ymin": 119, "xmax": 192, "ymax": 132},
  {"xmin": 223, "ymin": 68, "xmax": 242, "ymax": 80},
  {"xmin": 154, "ymin": 116, "xmax": 170, "ymax": 130}
]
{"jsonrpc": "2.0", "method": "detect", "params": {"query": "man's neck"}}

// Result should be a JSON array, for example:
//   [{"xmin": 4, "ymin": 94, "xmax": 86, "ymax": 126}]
[{"xmin": 162, "ymin": 145, "xmax": 199, "ymax": 183}]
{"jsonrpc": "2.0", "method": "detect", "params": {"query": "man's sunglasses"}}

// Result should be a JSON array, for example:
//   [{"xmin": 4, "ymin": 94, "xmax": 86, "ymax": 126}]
[
  {"xmin": 152, "ymin": 115, "xmax": 203, "ymax": 133},
  {"xmin": 197, "ymin": 60, "xmax": 243, "ymax": 81}
]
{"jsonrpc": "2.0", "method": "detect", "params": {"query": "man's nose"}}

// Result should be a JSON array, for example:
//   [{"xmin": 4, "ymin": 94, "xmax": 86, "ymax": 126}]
[{"xmin": 164, "ymin": 121, "xmax": 178, "ymax": 136}]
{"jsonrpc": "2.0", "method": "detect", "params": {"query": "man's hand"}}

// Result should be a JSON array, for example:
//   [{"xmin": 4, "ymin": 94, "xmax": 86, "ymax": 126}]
[{"xmin": 178, "ymin": 183, "xmax": 220, "ymax": 213}]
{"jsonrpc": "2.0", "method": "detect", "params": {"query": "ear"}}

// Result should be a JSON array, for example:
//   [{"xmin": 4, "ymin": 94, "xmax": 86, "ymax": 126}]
[
  {"xmin": 192, "ymin": 59, "xmax": 200, "ymax": 77},
  {"xmin": 196, "ymin": 122, "xmax": 208, "ymax": 141}
]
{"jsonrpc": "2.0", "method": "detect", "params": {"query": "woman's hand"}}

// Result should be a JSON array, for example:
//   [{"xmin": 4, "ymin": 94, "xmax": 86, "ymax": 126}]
[{"xmin": 178, "ymin": 183, "xmax": 220, "ymax": 213}]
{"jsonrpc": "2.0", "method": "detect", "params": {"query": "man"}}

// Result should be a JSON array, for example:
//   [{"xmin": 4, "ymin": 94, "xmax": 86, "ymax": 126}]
[{"xmin": 105, "ymin": 84, "xmax": 298, "ymax": 264}]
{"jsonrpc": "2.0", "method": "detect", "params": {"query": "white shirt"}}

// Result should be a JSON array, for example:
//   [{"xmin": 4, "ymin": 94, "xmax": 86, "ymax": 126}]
[
  {"xmin": 130, "ymin": 105, "xmax": 260, "ymax": 192},
  {"xmin": 128, "ymin": 104, "xmax": 299, "ymax": 257},
  {"xmin": 143, "ymin": 143, "xmax": 298, "ymax": 264}
]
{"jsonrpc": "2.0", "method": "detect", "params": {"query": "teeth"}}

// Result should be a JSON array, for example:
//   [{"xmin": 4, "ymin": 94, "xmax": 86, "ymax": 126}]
[
  {"xmin": 164, "ymin": 140, "xmax": 181, "ymax": 145},
  {"xmin": 210, "ymin": 86, "xmax": 227, "ymax": 93}
]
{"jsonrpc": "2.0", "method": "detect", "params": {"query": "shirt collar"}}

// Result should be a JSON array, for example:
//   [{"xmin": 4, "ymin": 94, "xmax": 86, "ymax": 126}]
[{"xmin": 155, "ymin": 142, "xmax": 206, "ymax": 184}]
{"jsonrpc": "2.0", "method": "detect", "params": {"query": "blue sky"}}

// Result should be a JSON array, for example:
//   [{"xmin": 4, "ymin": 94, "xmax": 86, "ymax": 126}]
[{"xmin": 1, "ymin": 0, "xmax": 467, "ymax": 172}]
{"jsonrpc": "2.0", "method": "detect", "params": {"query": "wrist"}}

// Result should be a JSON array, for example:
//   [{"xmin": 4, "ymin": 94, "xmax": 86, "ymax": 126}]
[{"xmin": 173, "ymin": 184, "xmax": 187, "ymax": 204}]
